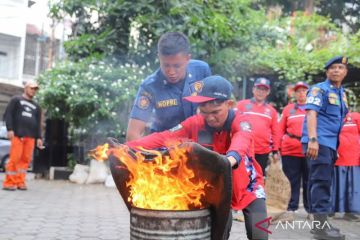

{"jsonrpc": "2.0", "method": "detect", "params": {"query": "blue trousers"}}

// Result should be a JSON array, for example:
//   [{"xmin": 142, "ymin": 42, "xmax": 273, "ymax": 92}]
[
  {"xmin": 282, "ymin": 155, "xmax": 309, "ymax": 212},
  {"xmin": 303, "ymin": 144, "xmax": 337, "ymax": 214},
  {"xmin": 332, "ymin": 166, "xmax": 360, "ymax": 213}
]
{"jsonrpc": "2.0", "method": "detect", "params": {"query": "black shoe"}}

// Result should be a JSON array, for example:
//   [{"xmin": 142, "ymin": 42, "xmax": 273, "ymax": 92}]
[
  {"xmin": 2, "ymin": 186, "xmax": 16, "ymax": 191},
  {"xmin": 310, "ymin": 223, "xmax": 340, "ymax": 234},
  {"xmin": 310, "ymin": 214, "xmax": 340, "ymax": 234},
  {"xmin": 312, "ymin": 227, "xmax": 345, "ymax": 240},
  {"xmin": 342, "ymin": 213, "xmax": 360, "ymax": 222},
  {"xmin": 17, "ymin": 185, "xmax": 28, "ymax": 191}
]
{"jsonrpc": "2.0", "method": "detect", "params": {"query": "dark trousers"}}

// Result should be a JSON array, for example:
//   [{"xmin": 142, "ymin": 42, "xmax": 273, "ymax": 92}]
[
  {"xmin": 227, "ymin": 199, "xmax": 268, "ymax": 240},
  {"xmin": 303, "ymin": 144, "xmax": 337, "ymax": 214},
  {"xmin": 243, "ymin": 198, "xmax": 268, "ymax": 240},
  {"xmin": 282, "ymin": 155, "xmax": 309, "ymax": 212},
  {"xmin": 255, "ymin": 153, "xmax": 269, "ymax": 177}
]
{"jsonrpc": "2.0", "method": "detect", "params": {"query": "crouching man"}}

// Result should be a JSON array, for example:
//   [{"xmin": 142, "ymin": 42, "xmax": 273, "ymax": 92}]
[{"xmin": 126, "ymin": 75, "xmax": 268, "ymax": 240}]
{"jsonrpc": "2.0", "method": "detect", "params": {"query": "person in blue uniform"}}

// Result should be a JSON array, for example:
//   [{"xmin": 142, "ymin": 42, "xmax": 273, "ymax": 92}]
[
  {"xmin": 301, "ymin": 56, "xmax": 348, "ymax": 240},
  {"xmin": 126, "ymin": 32, "xmax": 211, "ymax": 141}
]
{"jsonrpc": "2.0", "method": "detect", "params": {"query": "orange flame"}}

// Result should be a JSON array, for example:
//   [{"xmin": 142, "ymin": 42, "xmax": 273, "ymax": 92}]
[
  {"xmin": 92, "ymin": 143, "xmax": 209, "ymax": 210},
  {"xmin": 89, "ymin": 143, "xmax": 109, "ymax": 161}
]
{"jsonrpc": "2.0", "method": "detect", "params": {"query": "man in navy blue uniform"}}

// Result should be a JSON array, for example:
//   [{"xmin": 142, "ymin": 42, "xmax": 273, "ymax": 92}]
[
  {"xmin": 126, "ymin": 32, "xmax": 211, "ymax": 141},
  {"xmin": 301, "ymin": 56, "xmax": 348, "ymax": 240}
]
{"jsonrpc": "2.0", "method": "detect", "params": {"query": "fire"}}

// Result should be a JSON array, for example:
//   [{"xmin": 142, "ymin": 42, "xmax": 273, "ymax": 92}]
[
  {"xmin": 89, "ymin": 143, "xmax": 109, "ymax": 161},
  {"xmin": 92, "ymin": 143, "xmax": 209, "ymax": 210}
]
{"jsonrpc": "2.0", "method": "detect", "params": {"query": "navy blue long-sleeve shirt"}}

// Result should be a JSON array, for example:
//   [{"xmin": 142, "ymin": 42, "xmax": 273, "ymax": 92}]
[{"xmin": 3, "ymin": 95, "xmax": 41, "ymax": 139}]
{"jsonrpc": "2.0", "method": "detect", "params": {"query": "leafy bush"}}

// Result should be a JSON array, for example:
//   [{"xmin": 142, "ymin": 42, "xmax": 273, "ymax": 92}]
[{"xmin": 36, "ymin": 58, "xmax": 151, "ymax": 142}]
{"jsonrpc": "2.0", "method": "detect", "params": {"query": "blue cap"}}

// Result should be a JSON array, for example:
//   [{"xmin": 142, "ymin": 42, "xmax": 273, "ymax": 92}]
[
  {"xmin": 294, "ymin": 81, "xmax": 309, "ymax": 91},
  {"xmin": 324, "ymin": 56, "xmax": 348, "ymax": 69},
  {"xmin": 254, "ymin": 77, "xmax": 270, "ymax": 89},
  {"xmin": 183, "ymin": 75, "xmax": 233, "ymax": 103}
]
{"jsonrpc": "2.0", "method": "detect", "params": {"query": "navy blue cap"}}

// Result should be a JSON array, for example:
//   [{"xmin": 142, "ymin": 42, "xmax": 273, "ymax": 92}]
[
  {"xmin": 183, "ymin": 75, "xmax": 233, "ymax": 103},
  {"xmin": 254, "ymin": 77, "xmax": 270, "ymax": 89},
  {"xmin": 324, "ymin": 56, "xmax": 348, "ymax": 69},
  {"xmin": 294, "ymin": 81, "xmax": 309, "ymax": 91}
]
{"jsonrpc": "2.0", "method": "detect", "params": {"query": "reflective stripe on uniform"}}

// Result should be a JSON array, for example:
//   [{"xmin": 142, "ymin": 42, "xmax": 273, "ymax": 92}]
[
  {"xmin": 243, "ymin": 111, "xmax": 272, "ymax": 120},
  {"xmin": 17, "ymin": 168, "xmax": 27, "ymax": 173},
  {"xmin": 288, "ymin": 114, "xmax": 305, "ymax": 120}
]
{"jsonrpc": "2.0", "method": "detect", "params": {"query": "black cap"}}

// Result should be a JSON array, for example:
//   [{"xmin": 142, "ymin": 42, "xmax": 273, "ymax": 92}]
[
  {"xmin": 324, "ymin": 56, "xmax": 348, "ymax": 69},
  {"xmin": 183, "ymin": 75, "xmax": 233, "ymax": 103}
]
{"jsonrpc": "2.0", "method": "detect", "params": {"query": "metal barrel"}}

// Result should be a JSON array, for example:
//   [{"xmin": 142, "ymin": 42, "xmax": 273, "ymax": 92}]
[{"xmin": 130, "ymin": 207, "xmax": 211, "ymax": 240}]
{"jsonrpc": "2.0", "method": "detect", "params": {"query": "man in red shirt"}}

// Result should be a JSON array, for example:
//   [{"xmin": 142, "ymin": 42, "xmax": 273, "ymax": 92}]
[
  {"xmin": 127, "ymin": 75, "xmax": 268, "ymax": 240},
  {"xmin": 279, "ymin": 81, "xmax": 309, "ymax": 217},
  {"xmin": 237, "ymin": 78, "xmax": 280, "ymax": 177}
]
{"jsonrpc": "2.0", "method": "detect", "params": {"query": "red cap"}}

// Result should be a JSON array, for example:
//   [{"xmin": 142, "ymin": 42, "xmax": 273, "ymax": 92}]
[{"xmin": 294, "ymin": 81, "xmax": 309, "ymax": 91}]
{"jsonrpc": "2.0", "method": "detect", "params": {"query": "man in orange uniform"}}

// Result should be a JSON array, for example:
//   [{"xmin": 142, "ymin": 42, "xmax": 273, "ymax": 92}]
[
  {"xmin": 2, "ymin": 80, "xmax": 43, "ymax": 191},
  {"xmin": 332, "ymin": 111, "xmax": 360, "ymax": 221},
  {"xmin": 279, "ymin": 81, "xmax": 309, "ymax": 217},
  {"xmin": 237, "ymin": 78, "xmax": 280, "ymax": 176}
]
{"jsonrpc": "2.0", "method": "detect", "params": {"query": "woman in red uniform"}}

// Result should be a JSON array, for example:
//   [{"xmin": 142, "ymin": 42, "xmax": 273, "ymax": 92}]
[
  {"xmin": 332, "ymin": 111, "xmax": 360, "ymax": 221},
  {"xmin": 279, "ymin": 81, "xmax": 309, "ymax": 217}
]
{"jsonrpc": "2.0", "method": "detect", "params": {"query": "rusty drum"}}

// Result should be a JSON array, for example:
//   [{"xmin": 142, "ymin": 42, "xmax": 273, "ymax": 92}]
[{"xmin": 130, "ymin": 207, "xmax": 211, "ymax": 240}]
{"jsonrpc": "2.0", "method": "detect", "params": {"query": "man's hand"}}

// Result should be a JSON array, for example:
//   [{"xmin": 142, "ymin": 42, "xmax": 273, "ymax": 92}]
[
  {"xmin": 227, "ymin": 155, "xmax": 238, "ymax": 167},
  {"xmin": 272, "ymin": 151, "xmax": 280, "ymax": 163},
  {"xmin": 107, "ymin": 137, "xmax": 121, "ymax": 148},
  {"xmin": 307, "ymin": 141, "xmax": 319, "ymax": 160},
  {"xmin": 7, "ymin": 130, "xmax": 14, "ymax": 140},
  {"xmin": 126, "ymin": 119, "xmax": 147, "ymax": 141},
  {"xmin": 36, "ymin": 139, "xmax": 44, "ymax": 149}
]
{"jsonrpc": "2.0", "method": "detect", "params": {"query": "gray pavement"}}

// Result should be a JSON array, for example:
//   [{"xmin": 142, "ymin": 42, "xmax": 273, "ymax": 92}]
[{"xmin": 0, "ymin": 173, "xmax": 359, "ymax": 240}]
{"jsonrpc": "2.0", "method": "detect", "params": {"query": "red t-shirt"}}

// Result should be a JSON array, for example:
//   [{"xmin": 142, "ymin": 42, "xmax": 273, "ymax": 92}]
[
  {"xmin": 237, "ymin": 99, "xmax": 280, "ymax": 154},
  {"xmin": 278, "ymin": 103, "xmax": 306, "ymax": 157}
]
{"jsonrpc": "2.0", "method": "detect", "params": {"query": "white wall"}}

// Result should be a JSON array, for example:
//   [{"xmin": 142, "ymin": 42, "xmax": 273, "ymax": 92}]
[
  {"xmin": 0, "ymin": 0, "xmax": 28, "ymax": 86},
  {"xmin": 0, "ymin": 34, "xmax": 21, "ymax": 80},
  {"xmin": 0, "ymin": 0, "xmax": 27, "ymax": 38}
]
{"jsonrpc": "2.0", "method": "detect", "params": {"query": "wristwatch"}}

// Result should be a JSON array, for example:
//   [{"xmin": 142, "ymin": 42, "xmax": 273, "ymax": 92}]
[{"xmin": 309, "ymin": 137, "xmax": 317, "ymax": 143}]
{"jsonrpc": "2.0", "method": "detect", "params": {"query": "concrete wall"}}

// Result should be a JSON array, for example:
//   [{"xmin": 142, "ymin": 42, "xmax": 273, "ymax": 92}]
[
  {"xmin": 0, "ymin": 34, "xmax": 22, "ymax": 81},
  {"xmin": 0, "ymin": 0, "xmax": 27, "ymax": 87}
]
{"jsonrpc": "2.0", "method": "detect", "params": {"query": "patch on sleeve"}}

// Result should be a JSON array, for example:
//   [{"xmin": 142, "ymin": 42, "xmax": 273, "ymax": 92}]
[
  {"xmin": 169, "ymin": 124, "xmax": 183, "ymax": 132},
  {"xmin": 311, "ymin": 87, "xmax": 320, "ymax": 96},
  {"xmin": 306, "ymin": 87, "xmax": 323, "ymax": 106},
  {"xmin": 240, "ymin": 121, "xmax": 252, "ymax": 132},
  {"xmin": 137, "ymin": 96, "xmax": 150, "ymax": 109},
  {"xmin": 306, "ymin": 96, "xmax": 322, "ymax": 106}
]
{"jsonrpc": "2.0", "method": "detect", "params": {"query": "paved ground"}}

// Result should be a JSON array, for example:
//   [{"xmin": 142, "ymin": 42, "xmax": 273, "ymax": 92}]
[{"xmin": 0, "ymin": 173, "xmax": 359, "ymax": 240}]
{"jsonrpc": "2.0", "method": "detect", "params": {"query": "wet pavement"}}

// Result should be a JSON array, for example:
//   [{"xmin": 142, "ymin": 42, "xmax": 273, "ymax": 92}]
[{"xmin": 0, "ymin": 173, "xmax": 359, "ymax": 240}]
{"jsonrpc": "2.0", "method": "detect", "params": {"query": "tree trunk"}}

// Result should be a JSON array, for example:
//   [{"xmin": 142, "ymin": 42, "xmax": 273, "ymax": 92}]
[{"xmin": 305, "ymin": 0, "xmax": 314, "ymax": 14}]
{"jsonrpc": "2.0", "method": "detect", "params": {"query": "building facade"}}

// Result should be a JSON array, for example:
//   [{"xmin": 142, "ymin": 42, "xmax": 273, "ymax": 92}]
[{"xmin": 0, "ymin": 0, "xmax": 61, "ymax": 117}]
